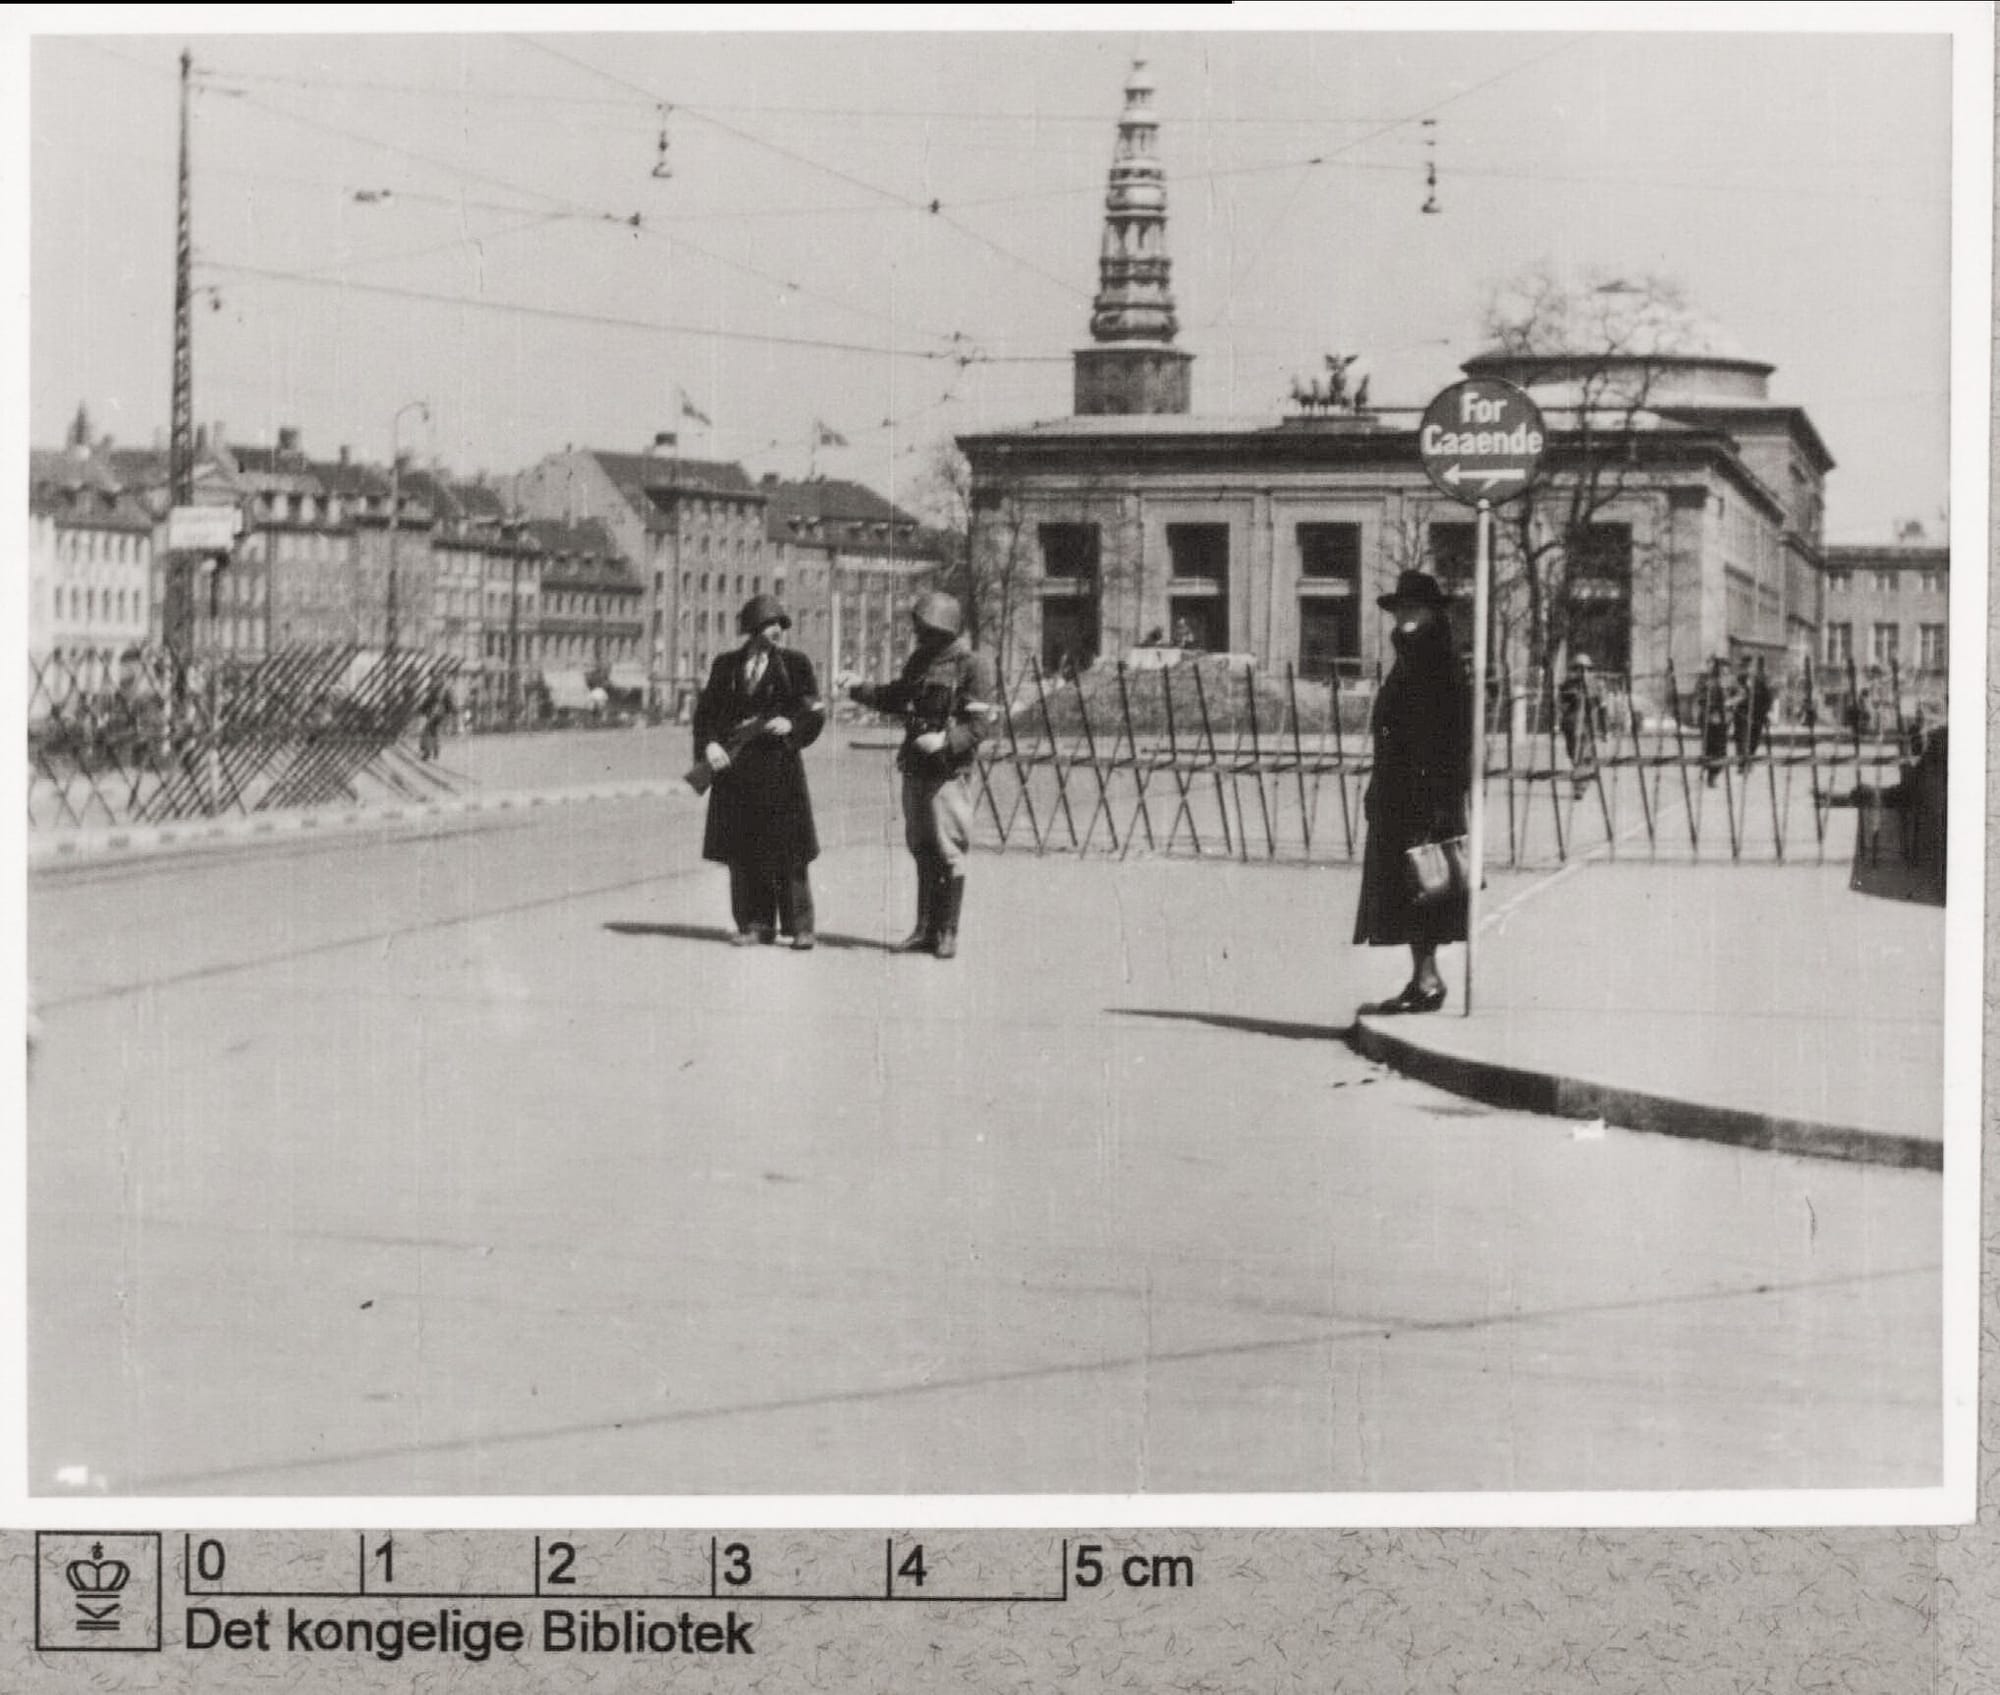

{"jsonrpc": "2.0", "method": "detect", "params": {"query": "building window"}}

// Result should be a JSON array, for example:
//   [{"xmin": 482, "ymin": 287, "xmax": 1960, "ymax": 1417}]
[
  {"xmin": 1040, "ymin": 598, "xmax": 1099, "ymax": 674},
  {"xmin": 1297, "ymin": 522, "xmax": 1361, "ymax": 583},
  {"xmin": 1039, "ymin": 523, "xmax": 1100, "ymax": 580},
  {"xmin": 1298, "ymin": 601, "xmax": 1358, "ymax": 679},
  {"xmin": 1872, "ymin": 571, "xmax": 1897, "ymax": 594},
  {"xmin": 1826, "ymin": 568, "xmax": 1851, "ymax": 591},
  {"xmin": 1295, "ymin": 524, "xmax": 1361, "ymax": 675},
  {"xmin": 1163, "ymin": 523, "xmax": 1223, "ymax": 584},
  {"xmin": 1919, "ymin": 570, "xmax": 1945, "ymax": 594},
  {"xmin": 1166, "ymin": 523, "xmax": 1229, "ymax": 652},
  {"xmin": 1918, "ymin": 623, "xmax": 1947, "ymax": 670},
  {"xmin": 1871, "ymin": 623, "xmax": 1899, "ymax": 666},
  {"xmin": 1428, "ymin": 522, "xmax": 1475, "ymax": 591}
]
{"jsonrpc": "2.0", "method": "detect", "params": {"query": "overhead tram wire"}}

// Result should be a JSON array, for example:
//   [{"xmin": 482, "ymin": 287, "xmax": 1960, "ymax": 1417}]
[
  {"xmin": 1202, "ymin": 32, "xmax": 1595, "ymax": 331},
  {"xmin": 514, "ymin": 35, "xmax": 1093, "ymax": 306},
  {"xmin": 188, "ymin": 66, "xmax": 1468, "ymax": 127},
  {"xmin": 198, "ymin": 82, "xmax": 971, "ymax": 351},
  {"xmin": 208, "ymin": 212, "xmax": 575, "ymax": 294},
  {"xmin": 194, "ymin": 264, "xmax": 983, "ymax": 365}
]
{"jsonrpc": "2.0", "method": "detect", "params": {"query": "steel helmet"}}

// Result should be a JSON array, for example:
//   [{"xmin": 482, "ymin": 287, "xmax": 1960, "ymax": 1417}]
[{"xmin": 910, "ymin": 591, "xmax": 963, "ymax": 637}]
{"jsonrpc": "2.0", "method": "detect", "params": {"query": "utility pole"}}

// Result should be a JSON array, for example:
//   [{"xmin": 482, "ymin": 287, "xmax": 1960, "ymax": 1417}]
[
  {"xmin": 507, "ymin": 521, "xmax": 523, "ymax": 725},
  {"xmin": 385, "ymin": 400, "xmax": 428, "ymax": 654},
  {"xmin": 165, "ymin": 46, "xmax": 195, "ymax": 657}
]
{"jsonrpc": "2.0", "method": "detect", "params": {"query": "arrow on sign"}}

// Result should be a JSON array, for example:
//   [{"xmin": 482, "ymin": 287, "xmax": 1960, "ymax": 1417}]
[{"xmin": 1443, "ymin": 464, "xmax": 1524, "ymax": 492}]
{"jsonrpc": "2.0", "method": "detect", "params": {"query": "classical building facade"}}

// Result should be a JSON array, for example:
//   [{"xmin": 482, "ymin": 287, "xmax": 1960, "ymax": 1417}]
[
  {"xmin": 1820, "ymin": 534, "xmax": 1949, "ymax": 716},
  {"xmin": 957, "ymin": 67, "xmax": 1835, "ymax": 709}
]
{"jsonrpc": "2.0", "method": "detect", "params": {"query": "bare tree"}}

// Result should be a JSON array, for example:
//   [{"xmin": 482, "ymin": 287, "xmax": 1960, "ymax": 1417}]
[
  {"xmin": 1477, "ymin": 265, "xmax": 1693, "ymax": 680},
  {"xmin": 914, "ymin": 441, "xmax": 1032, "ymax": 678}
]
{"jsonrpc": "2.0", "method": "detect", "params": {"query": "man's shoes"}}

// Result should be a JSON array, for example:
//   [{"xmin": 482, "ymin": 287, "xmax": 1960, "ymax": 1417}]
[
  {"xmin": 1360, "ymin": 982, "xmax": 1446, "ymax": 1016},
  {"xmin": 792, "ymin": 933, "xmax": 817, "ymax": 951},
  {"xmin": 730, "ymin": 930, "xmax": 758, "ymax": 947},
  {"xmin": 755, "ymin": 925, "xmax": 777, "ymax": 945}
]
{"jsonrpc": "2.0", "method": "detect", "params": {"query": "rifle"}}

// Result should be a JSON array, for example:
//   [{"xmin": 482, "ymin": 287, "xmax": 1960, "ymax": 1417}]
[{"xmin": 685, "ymin": 714, "xmax": 769, "ymax": 795}]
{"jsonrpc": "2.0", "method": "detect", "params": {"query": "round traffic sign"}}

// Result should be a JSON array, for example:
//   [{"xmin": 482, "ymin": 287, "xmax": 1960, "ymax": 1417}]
[{"xmin": 1418, "ymin": 378, "xmax": 1547, "ymax": 507}]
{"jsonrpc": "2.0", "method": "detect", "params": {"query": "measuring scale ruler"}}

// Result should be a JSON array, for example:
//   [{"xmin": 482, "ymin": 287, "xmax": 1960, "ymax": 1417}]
[{"xmin": 21, "ymin": 1529, "xmax": 1224, "ymax": 1683}]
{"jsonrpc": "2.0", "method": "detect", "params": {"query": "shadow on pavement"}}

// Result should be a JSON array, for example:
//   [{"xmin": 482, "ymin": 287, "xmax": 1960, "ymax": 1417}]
[
  {"xmin": 603, "ymin": 921, "xmax": 891, "ymax": 952},
  {"xmin": 1111, "ymin": 1007, "xmax": 1352, "ymax": 1043}
]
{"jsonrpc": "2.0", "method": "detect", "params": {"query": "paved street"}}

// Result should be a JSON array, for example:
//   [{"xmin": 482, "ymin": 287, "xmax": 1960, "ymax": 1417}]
[{"xmin": 28, "ymin": 744, "xmax": 1941, "ymax": 1497}]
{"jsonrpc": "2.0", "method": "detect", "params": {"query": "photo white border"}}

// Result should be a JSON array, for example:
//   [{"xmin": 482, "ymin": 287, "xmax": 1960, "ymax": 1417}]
[{"xmin": 1, "ymin": 0, "xmax": 1987, "ymax": 1535}]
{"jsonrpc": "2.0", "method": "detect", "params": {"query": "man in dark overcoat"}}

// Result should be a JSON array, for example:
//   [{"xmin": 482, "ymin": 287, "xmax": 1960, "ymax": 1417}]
[
  {"xmin": 848, "ymin": 591, "xmax": 998, "ymax": 960},
  {"xmin": 1352, "ymin": 570, "xmax": 1472, "ymax": 1014},
  {"xmin": 695, "ymin": 594, "xmax": 826, "ymax": 948}
]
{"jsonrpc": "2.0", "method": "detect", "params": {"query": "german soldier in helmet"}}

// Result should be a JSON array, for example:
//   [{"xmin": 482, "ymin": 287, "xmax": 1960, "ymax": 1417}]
[
  {"xmin": 849, "ymin": 590, "xmax": 998, "ymax": 959},
  {"xmin": 694, "ymin": 593, "xmax": 827, "ymax": 947}
]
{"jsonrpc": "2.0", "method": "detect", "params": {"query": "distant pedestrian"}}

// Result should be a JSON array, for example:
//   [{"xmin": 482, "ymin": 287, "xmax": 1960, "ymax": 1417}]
[
  {"xmin": 1732, "ymin": 655, "xmax": 1772, "ymax": 769},
  {"xmin": 695, "ymin": 595, "xmax": 826, "ymax": 948},
  {"xmin": 849, "ymin": 591, "xmax": 998, "ymax": 960},
  {"xmin": 1557, "ymin": 654, "xmax": 1603, "ymax": 798},
  {"xmin": 417, "ymin": 685, "xmax": 449, "ymax": 762},
  {"xmin": 1694, "ymin": 656, "xmax": 1735, "ymax": 787},
  {"xmin": 1353, "ymin": 570, "xmax": 1472, "ymax": 1016}
]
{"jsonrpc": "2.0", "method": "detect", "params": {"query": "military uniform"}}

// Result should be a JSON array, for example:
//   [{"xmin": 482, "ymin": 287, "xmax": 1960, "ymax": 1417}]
[{"xmin": 850, "ymin": 593, "xmax": 998, "ymax": 958}]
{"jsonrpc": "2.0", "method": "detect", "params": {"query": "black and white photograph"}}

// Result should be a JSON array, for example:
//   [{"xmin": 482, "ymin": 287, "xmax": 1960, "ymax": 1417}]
[{"xmin": 12, "ymin": 4, "xmax": 1984, "ymax": 1527}]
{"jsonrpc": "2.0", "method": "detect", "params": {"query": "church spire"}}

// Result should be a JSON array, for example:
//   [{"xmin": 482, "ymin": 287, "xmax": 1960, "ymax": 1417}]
[
  {"xmin": 1073, "ymin": 60, "xmax": 1193, "ymax": 416},
  {"xmin": 1090, "ymin": 59, "xmax": 1178, "ymax": 343}
]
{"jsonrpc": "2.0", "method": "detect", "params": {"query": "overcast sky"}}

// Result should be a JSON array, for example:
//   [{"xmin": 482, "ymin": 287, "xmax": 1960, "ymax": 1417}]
[{"xmin": 19, "ymin": 11, "xmax": 1962, "ymax": 542}]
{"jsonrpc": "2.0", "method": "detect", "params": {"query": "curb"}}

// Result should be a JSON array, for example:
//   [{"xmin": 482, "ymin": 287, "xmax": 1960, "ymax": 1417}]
[
  {"xmin": 1345, "ymin": 1016, "xmax": 1942, "ymax": 1172},
  {"xmin": 29, "ymin": 778, "xmax": 693, "ymax": 870}
]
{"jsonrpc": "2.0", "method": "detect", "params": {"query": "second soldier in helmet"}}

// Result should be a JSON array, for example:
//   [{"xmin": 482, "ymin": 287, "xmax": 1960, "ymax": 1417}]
[{"xmin": 849, "ymin": 590, "xmax": 998, "ymax": 959}]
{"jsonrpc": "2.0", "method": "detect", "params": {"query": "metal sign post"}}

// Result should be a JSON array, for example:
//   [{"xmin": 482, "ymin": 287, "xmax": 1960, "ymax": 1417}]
[
  {"xmin": 1416, "ymin": 377, "xmax": 1547, "ymax": 1018},
  {"xmin": 1467, "ymin": 499, "xmax": 1491, "ymax": 1016}
]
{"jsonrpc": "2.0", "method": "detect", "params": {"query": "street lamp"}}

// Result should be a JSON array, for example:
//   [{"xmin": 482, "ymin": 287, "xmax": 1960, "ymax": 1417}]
[{"xmin": 385, "ymin": 399, "xmax": 429, "ymax": 653}]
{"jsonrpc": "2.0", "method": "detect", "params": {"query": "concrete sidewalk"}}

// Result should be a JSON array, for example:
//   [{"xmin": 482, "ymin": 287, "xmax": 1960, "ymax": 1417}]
[{"xmin": 1351, "ymin": 858, "xmax": 1946, "ymax": 1169}]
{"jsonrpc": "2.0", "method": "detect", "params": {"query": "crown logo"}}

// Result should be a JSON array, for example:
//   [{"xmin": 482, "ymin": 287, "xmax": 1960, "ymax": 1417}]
[{"xmin": 66, "ymin": 1544, "xmax": 132, "ymax": 1596}]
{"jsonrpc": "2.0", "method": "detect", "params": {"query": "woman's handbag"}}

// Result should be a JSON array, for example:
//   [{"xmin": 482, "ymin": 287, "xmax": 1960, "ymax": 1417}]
[{"xmin": 1405, "ymin": 835, "xmax": 1470, "ymax": 905}]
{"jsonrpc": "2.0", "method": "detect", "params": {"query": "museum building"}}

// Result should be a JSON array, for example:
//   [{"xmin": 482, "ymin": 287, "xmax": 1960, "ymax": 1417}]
[{"xmin": 957, "ymin": 63, "xmax": 1835, "ymax": 705}]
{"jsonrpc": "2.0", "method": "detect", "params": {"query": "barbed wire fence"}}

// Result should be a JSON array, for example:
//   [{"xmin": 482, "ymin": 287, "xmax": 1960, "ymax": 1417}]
[
  {"xmin": 967, "ymin": 653, "xmax": 1937, "ymax": 872},
  {"xmin": 28, "ymin": 644, "xmax": 463, "ymax": 830}
]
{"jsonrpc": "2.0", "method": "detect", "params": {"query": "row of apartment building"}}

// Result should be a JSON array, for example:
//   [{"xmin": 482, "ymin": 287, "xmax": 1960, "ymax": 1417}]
[{"xmin": 29, "ymin": 406, "xmax": 947, "ymax": 714}]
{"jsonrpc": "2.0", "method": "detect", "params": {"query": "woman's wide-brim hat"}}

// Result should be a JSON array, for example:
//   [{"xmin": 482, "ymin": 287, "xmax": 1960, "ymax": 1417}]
[
  {"xmin": 738, "ymin": 593, "xmax": 792, "ymax": 634},
  {"xmin": 1377, "ymin": 569, "xmax": 1450, "ymax": 612}
]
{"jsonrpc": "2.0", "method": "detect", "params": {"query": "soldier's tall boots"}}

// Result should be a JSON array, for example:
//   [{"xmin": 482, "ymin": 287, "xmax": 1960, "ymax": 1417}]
[
  {"xmin": 891, "ymin": 853, "xmax": 940, "ymax": 953},
  {"xmin": 933, "ymin": 872, "xmax": 966, "ymax": 960}
]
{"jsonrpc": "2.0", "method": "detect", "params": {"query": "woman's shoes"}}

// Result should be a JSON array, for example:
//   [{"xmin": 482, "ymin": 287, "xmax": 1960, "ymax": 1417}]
[{"xmin": 1361, "ymin": 981, "xmax": 1447, "ymax": 1016}]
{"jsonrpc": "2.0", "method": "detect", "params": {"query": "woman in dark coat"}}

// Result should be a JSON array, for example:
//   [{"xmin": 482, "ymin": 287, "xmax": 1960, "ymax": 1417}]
[
  {"xmin": 1353, "ymin": 570, "xmax": 1472, "ymax": 1014},
  {"xmin": 694, "ymin": 594, "xmax": 826, "ymax": 948}
]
